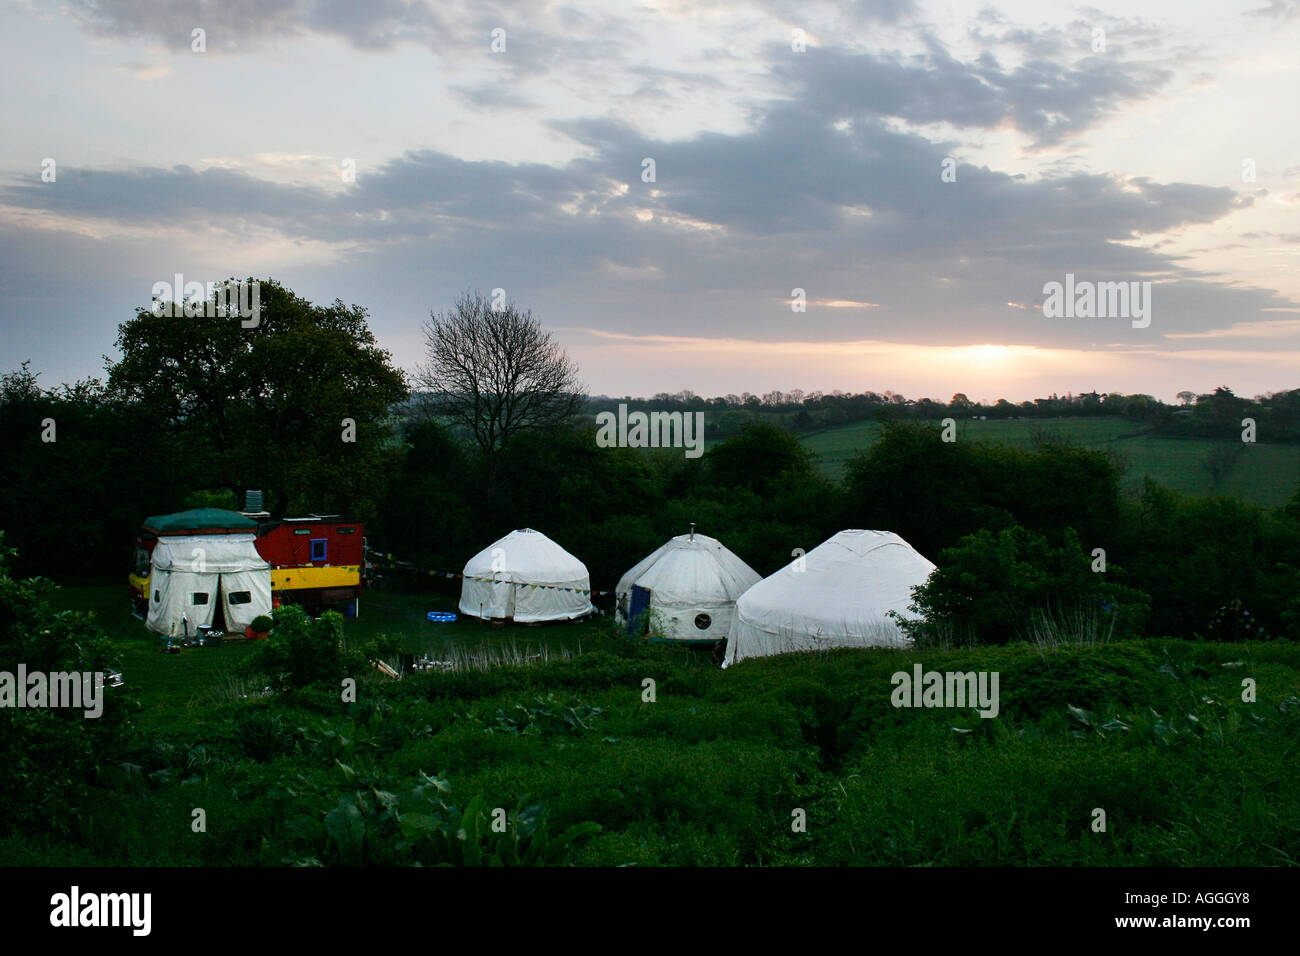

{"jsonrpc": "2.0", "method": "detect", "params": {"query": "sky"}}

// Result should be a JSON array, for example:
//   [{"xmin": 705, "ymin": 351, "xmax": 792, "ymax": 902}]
[{"xmin": 0, "ymin": 0, "xmax": 1297, "ymax": 404}]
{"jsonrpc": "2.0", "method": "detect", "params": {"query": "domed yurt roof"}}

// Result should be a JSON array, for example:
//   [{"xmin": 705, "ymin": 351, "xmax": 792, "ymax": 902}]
[
  {"xmin": 724, "ymin": 530, "xmax": 935, "ymax": 665},
  {"xmin": 459, "ymin": 529, "xmax": 594, "ymax": 623},
  {"xmin": 616, "ymin": 531, "xmax": 761, "ymax": 642}
]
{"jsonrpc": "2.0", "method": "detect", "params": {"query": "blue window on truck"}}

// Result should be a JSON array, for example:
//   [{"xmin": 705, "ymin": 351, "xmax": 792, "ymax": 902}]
[{"xmin": 310, "ymin": 539, "xmax": 327, "ymax": 562}]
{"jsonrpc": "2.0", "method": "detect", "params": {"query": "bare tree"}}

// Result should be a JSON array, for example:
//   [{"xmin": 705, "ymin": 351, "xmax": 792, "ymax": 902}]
[{"xmin": 416, "ymin": 291, "xmax": 585, "ymax": 463}]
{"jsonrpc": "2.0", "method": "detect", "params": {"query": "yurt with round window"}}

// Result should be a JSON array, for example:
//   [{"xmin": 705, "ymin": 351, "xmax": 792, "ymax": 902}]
[
  {"xmin": 724, "ymin": 530, "xmax": 936, "ymax": 666},
  {"xmin": 616, "ymin": 529, "xmax": 761, "ymax": 644},
  {"xmin": 458, "ymin": 529, "xmax": 595, "ymax": 623}
]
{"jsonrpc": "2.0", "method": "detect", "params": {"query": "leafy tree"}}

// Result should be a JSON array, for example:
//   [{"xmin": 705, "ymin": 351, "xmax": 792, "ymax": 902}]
[
  {"xmin": 664, "ymin": 423, "xmax": 841, "ymax": 573},
  {"xmin": 700, "ymin": 422, "xmax": 818, "ymax": 498},
  {"xmin": 900, "ymin": 525, "xmax": 1150, "ymax": 645},
  {"xmin": 107, "ymin": 279, "xmax": 407, "ymax": 514},
  {"xmin": 375, "ymin": 420, "xmax": 475, "ymax": 571},
  {"xmin": 1115, "ymin": 479, "xmax": 1296, "ymax": 638},
  {"xmin": 0, "ymin": 364, "xmax": 184, "ymax": 577},
  {"xmin": 489, "ymin": 425, "xmax": 662, "ymax": 583},
  {"xmin": 1192, "ymin": 386, "xmax": 1251, "ymax": 431},
  {"xmin": 842, "ymin": 422, "xmax": 1121, "ymax": 561}
]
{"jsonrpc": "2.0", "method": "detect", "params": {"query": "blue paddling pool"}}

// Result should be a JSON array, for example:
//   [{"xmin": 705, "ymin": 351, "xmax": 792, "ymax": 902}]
[{"xmin": 426, "ymin": 611, "xmax": 458, "ymax": 623}]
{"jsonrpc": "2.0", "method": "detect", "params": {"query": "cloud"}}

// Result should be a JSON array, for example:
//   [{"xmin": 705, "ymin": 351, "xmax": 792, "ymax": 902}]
[
  {"xmin": 57, "ymin": 0, "xmax": 636, "ymax": 77},
  {"xmin": 0, "ymin": 86, "xmax": 1270, "ymax": 356},
  {"xmin": 757, "ymin": 0, "xmax": 919, "ymax": 25},
  {"xmin": 1164, "ymin": 318, "xmax": 1300, "ymax": 339},
  {"xmin": 776, "ymin": 40, "xmax": 1173, "ymax": 147},
  {"xmin": 1245, "ymin": 1, "xmax": 1300, "ymax": 25},
  {"xmin": 61, "ymin": 0, "xmax": 422, "ymax": 51},
  {"xmin": 4, "ymin": 1, "xmax": 1296, "ymax": 397}
]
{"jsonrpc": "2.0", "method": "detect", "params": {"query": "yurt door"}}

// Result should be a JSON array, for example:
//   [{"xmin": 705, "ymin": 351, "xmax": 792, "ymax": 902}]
[{"xmin": 627, "ymin": 585, "xmax": 652, "ymax": 634}]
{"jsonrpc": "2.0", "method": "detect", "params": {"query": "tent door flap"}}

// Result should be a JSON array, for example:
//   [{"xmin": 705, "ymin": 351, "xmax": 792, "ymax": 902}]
[{"xmin": 628, "ymin": 585, "xmax": 652, "ymax": 634}]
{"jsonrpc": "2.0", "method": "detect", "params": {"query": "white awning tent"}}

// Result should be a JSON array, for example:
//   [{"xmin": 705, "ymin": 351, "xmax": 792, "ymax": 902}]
[
  {"xmin": 724, "ymin": 530, "xmax": 936, "ymax": 666},
  {"xmin": 616, "ymin": 532, "xmax": 761, "ymax": 643},
  {"xmin": 145, "ymin": 533, "xmax": 272, "ymax": 637},
  {"xmin": 458, "ymin": 529, "xmax": 595, "ymax": 623}
]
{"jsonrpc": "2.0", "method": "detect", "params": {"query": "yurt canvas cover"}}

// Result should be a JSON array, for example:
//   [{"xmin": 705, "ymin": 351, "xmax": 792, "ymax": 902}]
[
  {"xmin": 146, "ymin": 533, "xmax": 272, "ymax": 636},
  {"xmin": 616, "ymin": 533, "xmax": 761, "ymax": 643},
  {"xmin": 724, "ymin": 530, "xmax": 936, "ymax": 666},
  {"xmin": 459, "ymin": 529, "xmax": 594, "ymax": 623}
]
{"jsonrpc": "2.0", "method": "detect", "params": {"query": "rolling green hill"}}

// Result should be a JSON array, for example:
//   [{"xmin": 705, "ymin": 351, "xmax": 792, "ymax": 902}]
[{"xmin": 800, "ymin": 416, "xmax": 1300, "ymax": 507}]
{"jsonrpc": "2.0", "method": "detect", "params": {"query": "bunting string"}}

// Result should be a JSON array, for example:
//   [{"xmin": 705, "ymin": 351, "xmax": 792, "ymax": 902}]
[{"xmin": 363, "ymin": 546, "xmax": 615, "ymax": 597}]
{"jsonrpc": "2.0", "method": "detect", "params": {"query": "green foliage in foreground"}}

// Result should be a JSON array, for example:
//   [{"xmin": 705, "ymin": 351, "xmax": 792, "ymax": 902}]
[
  {"xmin": 239, "ymin": 605, "xmax": 400, "ymax": 692},
  {"xmin": 3, "ymin": 613, "xmax": 1298, "ymax": 866},
  {"xmin": 0, "ymin": 537, "xmax": 135, "ymax": 836}
]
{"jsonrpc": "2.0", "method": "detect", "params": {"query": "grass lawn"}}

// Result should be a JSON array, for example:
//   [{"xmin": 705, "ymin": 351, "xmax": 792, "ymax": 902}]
[
  {"xmin": 339, "ymin": 586, "xmax": 609, "ymax": 659},
  {"xmin": 51, "ymin": 582, "xmax": 614, "ymax": 732},
  {"xmin": 1218, "ymin": 441, "xmax": 1300, "ymax": 504},
  {"xmin": 52, "ymin": 584, "xmax": 262, "ymax": 732}
]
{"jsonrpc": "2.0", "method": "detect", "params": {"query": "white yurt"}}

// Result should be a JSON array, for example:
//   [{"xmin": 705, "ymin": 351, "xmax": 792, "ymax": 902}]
[
  {"xmin": 146, "ymin": 533, "xmax": 272, "ymax": 637},
  {"xmin": 616, "ymin": 529, "xmax": 761, "ymax": 643},
  {"xmin": 724, "ymin": 530, "xmax": 936, "ymax": 666},
  {"xmin": 458, "ymin": 529, "xmax": 595, "ymax": 623}
]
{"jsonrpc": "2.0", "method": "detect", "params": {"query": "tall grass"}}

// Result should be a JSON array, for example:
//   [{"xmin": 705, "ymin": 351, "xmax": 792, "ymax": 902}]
[
  {"xmin": 1024, "ymin": 603, "xmax": 1117, "ymax": 653},
  {"xmin": 410, "ymin": 638, "xmax": 581, "ymax": 674},
  {"xmin": 196, "ymin": 673, "xmax": 273, "ymax": 707}
]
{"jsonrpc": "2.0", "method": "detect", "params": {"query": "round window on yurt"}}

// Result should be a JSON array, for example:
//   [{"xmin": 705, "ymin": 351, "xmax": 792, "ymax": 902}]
[{"xmin": 694, "ymin": 613, "xmax": 712, "ymax": 630}]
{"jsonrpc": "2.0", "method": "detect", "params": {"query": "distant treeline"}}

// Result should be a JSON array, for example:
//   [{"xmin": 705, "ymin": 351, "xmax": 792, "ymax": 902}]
[
  {"xmin": 1, "ymin": 277, "xmax": 1296, "ymax": 644},
  {"xmin": 3, "ymin": 366, "xmax": 1299, "ymax": 643},
  {"xmin": 582, "ymin": 387, "xmax": 1300, "ymax": 441}
]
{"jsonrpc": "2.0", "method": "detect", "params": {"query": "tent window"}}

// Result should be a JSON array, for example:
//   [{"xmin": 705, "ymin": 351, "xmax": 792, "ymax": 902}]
[
  {"xmin": 192, "ymin": 592, "xmax": 209, "ymax": 605},
  {"xmin": 694, "ymin": 613, "xmax": 712, "ymax": 630},
  {"xmin": 228, "ymin": 591, "xmax": 252, "ymax": 605},
  {"xmin": 337, "ymin": 527, "xmax": 355, "ymax": 534},
  {"xmin": 153, "ymin": 590, "xmax": 160, "ymax": 603},
  {"xmin": 310, "ymin": 539, "xmax": 327, "ymax": 562}
]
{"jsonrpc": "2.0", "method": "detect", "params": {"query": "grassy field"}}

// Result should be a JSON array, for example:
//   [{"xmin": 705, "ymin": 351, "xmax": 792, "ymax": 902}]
[
  {"xmin": 800, "ymin": 416, "xmax": 1300, "ymax": 506},
  {"xmin": 55, "ymin": 584, "xmax": 609, "ymax": 733},
  {"xmin": 9, "ymin": 595, "xmax": 1300, "ymax": 866}
]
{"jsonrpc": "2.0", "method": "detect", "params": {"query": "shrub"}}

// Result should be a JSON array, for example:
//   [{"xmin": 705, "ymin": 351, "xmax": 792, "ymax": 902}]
[
  {"xmin": 0, "ymin": 536, "xmax": 134, "ymax": 834},
  {"xmin": 899, "ymin": 525, "xmax": 1150, "ymax": 645},
  {"xmin": 241, "ymin": 606, "xmax": 389, "ymax": 690}
]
